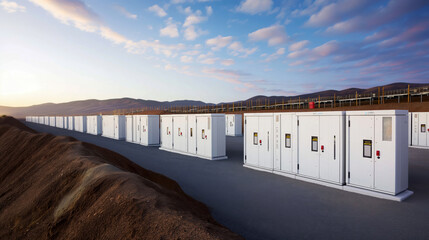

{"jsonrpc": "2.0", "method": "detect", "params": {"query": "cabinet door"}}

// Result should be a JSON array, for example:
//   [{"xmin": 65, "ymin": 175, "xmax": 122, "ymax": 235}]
[
  {"xmin": 418, "ymin": 113, "xmax": 427, "ymax": 146},
  {"xmin": 141, "ymin": 117, "xmax": 148, "ymax": 145},
  {"xmin": 245, "ymin": 116, "xmax": 259, "ymax": 166},
  {"xmin": 188, "ymin": 115, "xmax": 197, "ymax": 154},
  {"xmin": 196, "ymin": 116, "xmax": 211, "ymax": 157},
  {"xmin": 258, "ymin": 116, "xmax": 274, "ymax": 169},
  {"xmin": 374, "ymin": 116, "xmax": 396, "ymax": 193},
  {"xmin": 320, "ymin": 116, "xmax": 341, "ymax": 183},
  {"xmin": 174, "ymin": 116, "xmax": 188, "ymax": 152},
  {"xmin": 298, "ymin": 116, "xmax": 320, "ymax": 178},
  {"xmin": 280, "ymin": 114, "xmax": 294, "ymax": 173},
  {"xmin": 348, "ymin": 116, "xmax": 374, "ymax": 188}
]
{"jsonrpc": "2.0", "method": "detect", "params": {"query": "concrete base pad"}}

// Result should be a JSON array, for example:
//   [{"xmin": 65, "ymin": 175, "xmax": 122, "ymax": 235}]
[
  {"xmin": 159, "ymin": 147, "xmax": 228, "ymax": 160},
  {"xmin": 342, "ymin": 186, "xmax": 414, "ymax": 201},
  {"xmin": 242, "ymin": 164, "xmax": 413, "ymax": 202},
  {"xmin": 243, "ymin": 164, "xmax": 273, "ymax": 174},
  {"xmin": 295, "ymin": 176, "xmax": 344, "ymax": 190},
  {"xmin": 272, "ymin": 170, "xmax": 296, "ymax": 180},
  {"xmin": 409, "ymin": 146, "xmax": 429, "ymax": 149}
]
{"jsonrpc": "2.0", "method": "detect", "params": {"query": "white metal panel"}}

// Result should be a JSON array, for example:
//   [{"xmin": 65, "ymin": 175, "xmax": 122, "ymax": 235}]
[
  {"xmin": 408, "ymin": 113, "xmax": 411, "ymax": 146},
  {"xmin": 282, "ymin": 114, "xmax": 295, "ymax": 173},
  {"xmin": 74, "ymin": 116, "xmax": 87, "ymax": 132},
  {"xmin": 196, "ymin": 116, "xmax": 211, "ymax": 157},
  {"xmin": 160, "ymin": 116, "xmax": 173, "ymax": 149},
  {"xmin": 188, "ymin": 115, "xmax": 197, "ymax": 154},
  {"xmin": 297, "ymin": 115, "xmax": 320, "ymax": 179},
  {"xmin": 56, "ymin": 117, "xmax": 64, "ymax": 128},
  {"xmin": 258, "ymin": 116, "xmax": 274, "ymax": 169},
  {"xmin": 173, "ymin": 115, "xmax": 188, "ymax": 152},
  {"xmin": 319, "ymin": 116, "xmax": 342, "ymax": 183},
  {"xmin": 348, "ymin": 115, "xmax": 374, "ymax": 189},
  {"xmin": 125, "ymin": 116, "xmax": 133, "ymax": 142},
  {"xmin": 374, "ymin": 116, "xmax": 396, "ymax": 193},
  {"xmin": 411, "ymin": 113, "xmax": 419, "ymax": 145},
  {"xmin": 49, "ymin": 117, "xmax": 56, "ymax": 127},
  {"xmin": 68, "ymin": 116, "xmax": 74, "ymax": 130},
  {"xmin": 225, "ymin": 114, "xmax": 242, "ymax": 136},
  {"xmin": 418, "ymin": 112, "xmax": 427, "ymax": 146},
  {"xmin": 244, "ymin": 116, "xmax": 259, "ymax": 166}
]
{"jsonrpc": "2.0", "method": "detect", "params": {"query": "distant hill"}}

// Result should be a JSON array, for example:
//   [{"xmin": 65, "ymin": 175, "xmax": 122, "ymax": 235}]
[
  {"xmin": 1, "ymin": 82, "xmax": 428, "ymax": 118},
  {"xmin": 0, "ymin": 98, "xmax": 210, "ymax": 118},
  {"xmin": 240, "ymin": 82, "xmax": 428, "ymax": 103}
]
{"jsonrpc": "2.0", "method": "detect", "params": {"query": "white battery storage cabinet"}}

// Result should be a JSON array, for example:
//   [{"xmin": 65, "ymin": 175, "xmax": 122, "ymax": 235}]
[
  {"xmin": 225, "ymin": 114, "xmax": 243, "ymax": 136},
  {"xmin": 244, "ymin": 113, "xmax": 275, "ymax": 172},
  {"xmin": 295, "ymin": 111, "xmax": 346, "ymax": 185},
  {"xmin": 68, "ymin": 116, "xmax": 74, "ymax": 130},
  {"xmin": 125, "ymin": 115, "xmax": 133, "ymax": 142},
  {"xmin": 344, "ymin": 110, "xmax": 412, "ymax": 199},
  {"xmin": 74, "ymin": 116, "xmax": 87, "ymax": 133},
  {"xmin": 102, "ymin": 115, "xmax": 126, "ymax": 140},
  {"xmin": 87, "ymin": 116, "xmax": 102, "ymax": 135},
  {"xmin": 44, "ymin": 116, "xmax": 49, "ymax": 125},
  {"xmin": 410, "ymin": 112, "xmax": 429, "ymax": 148},
  {"xmin": 273, "ymin": 113, "xmax": 299, "ymax": 176},
  {"xmin": 38, "ymin": 116, "xmax": 44, "ymax": 125},
  {"xmin": 160, "ymin": 114, "xmax": 227, "ymax": 160},
  {"xmin": 133, "ymin": 115, "xmax": 160, "ymax": 146},
  {"xmin": 55, "ymin": 116, "xmax": 64, "ymax": 128},
  {"xmin": 49, "ymin": 117, "xmax": 56, "ymax": 127}
]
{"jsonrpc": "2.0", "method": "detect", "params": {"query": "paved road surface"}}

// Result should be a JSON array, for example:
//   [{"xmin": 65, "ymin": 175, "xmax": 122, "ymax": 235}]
[{"xmin": 25, "ymin": 122, "xmax": 429, "ymax": 240}]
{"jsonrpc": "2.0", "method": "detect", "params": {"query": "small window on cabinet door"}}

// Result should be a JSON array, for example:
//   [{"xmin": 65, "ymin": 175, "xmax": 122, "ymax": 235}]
[
  {"xmin": 285, "ymin": 134, "xmax": 291, "ymax": 148},
  {"xmin": 253, "ymin": 132, "xmax": 258, "ymax": 145},
  {"xmin": 382, "ymin": 117, "xmax": 392, "ymax": 141}
]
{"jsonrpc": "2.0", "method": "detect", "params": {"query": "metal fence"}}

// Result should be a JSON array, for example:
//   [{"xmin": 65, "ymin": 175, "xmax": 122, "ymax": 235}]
[{"xmin": 116, "ymin": 84, "xmax": 429, "ymax": 115}]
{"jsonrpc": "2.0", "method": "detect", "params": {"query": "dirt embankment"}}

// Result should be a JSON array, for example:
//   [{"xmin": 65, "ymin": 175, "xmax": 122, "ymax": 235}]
[{"xmin": 0, "ymin": 116, "xmax": 242, "ymax": 240}]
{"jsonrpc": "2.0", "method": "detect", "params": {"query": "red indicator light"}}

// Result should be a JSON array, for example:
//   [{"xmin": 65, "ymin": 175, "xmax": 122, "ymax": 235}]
[
  {"xmin": 376, "ymin": 150, "xmax": 380, "ymax": 157},
  {"xmin": 321, "ymin": 145, "xmax": 324, "ymax": 151},
  {"xmin": 259, "ymin": 140, "xmax": 262, "ymax": 144}
]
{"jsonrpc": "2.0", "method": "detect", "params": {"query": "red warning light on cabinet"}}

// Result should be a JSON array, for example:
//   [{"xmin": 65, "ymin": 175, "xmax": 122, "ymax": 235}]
[
  {"xmin": 321, "ymin": 145, "xmax": 324, "ymax": 151},
  {"xmin": 376, "ymin": 150, "xmax": 380, "ymax": 157}
]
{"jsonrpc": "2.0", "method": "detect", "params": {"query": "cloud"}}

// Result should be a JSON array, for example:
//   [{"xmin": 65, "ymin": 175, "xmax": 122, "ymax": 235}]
[
  {"xmin": 115, "ymin": 5, "xmax": 137, "ymax": 19},
  {"xmin": 0, "ymin": 0, "xmax": 25, "ymax": 13},
  {"xmin": 248, "ymin": 25, "xmax": 288, "ymax": 46},
  {"xmin": 289, "ymin": 40, "xmax": 309, "ymax": 51},
  {"xmin": 228, "ymin": 41, "xmax": 257, "ymax": 57},
  {"xmin": 236, "ymin": 0, "xmax": 273, "ymax": 14},
  {"xmin": 183, "ymin": 15, "xmax": 207, "ymax": 27},
  {"xmin": 327, "ymin": 0, "xmax": 429, "ymax": 33},
  {"xmin": 287, "ymin": 40, "xmax": 340, "ymax": 63},
  {"xmin": 184, "ymin": 25, "xmax": 198, "ymax": 40},
  {"xmin": 180, "ymin": 55, "xmax": 193, "ymax": 63},
  {"xmin": 378, "ymin": 20, "xmax": 429, "ymax": 48},
  {"xmin": 30, "ymin": 0, "xmax": 185, "ymax": 58},
  {"xmin": 206, "ymin": 6, "xmax": 212, "ymax": 16},
  {"xmin": 306, "ymin": 0, "xmax": 372, "ymax": 27},
  {"xmin": 160, "ymin": 17, "xmax": 179, "ymax": 38},
  {"xmin": 29, "ymin": 0, "xmax": 101, "ymax": 32},
  {"xmin": 221, "ymin": 59, "xmax": 235, "ymax": 66},
  {"xmin": 148, "ymin": 4, "xmax": 167, "ymax": 17},
  {"xmin": 99, "ymin": 27, "xmax": 129, "ymax": 44},
  {"xmin": 264, "ymin": 47, "xmax": 285, "ymax": 62},
  {"xmin": 202, "ymin": 68, "xmax": 250, "ymax": 84},
  {"xmin": 206, "ymin": 35, "xmax": 233, "ymax": 50}
]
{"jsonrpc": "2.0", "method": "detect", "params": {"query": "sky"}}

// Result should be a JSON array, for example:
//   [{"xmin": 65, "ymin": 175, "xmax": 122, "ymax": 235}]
[{"xmin": 0, "ymin": 0, "xmax": 428, "ymax": 107}]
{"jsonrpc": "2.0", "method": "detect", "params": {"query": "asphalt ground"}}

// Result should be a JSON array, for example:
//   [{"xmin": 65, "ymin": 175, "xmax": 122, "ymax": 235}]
[{"xmin": 25, "ymin": 122, "xmax": 429, "ymax": 240}]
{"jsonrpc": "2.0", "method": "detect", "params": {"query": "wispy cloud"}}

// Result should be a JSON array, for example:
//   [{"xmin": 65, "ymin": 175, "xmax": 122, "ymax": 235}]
[
  {"xmin": 0, "ymin": 0, "xmax": 25, "ymax": 13},
  {"xmin": 114, "ymin": 5, "xmax": 137, "ymax": 19},
  {"xmin": 236, "ymin": 0, "xmax": 273, "ymax": 14},
  {"xmin": 326, "ymin": 0, "xmax": 429, "ymax": 33},
  {"xmin": 248, "ymin": 25, "xmax": 288, "ymax": 46},
  {"xmin": 148, "ymin": 4, "xmax": 167, "ymax": 17},
  {"xmin": 206, "ymin": 35, "xmax": 233, "ymax": 51}
]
